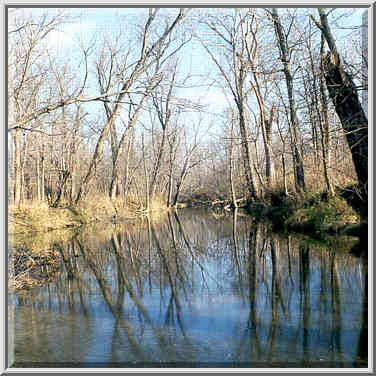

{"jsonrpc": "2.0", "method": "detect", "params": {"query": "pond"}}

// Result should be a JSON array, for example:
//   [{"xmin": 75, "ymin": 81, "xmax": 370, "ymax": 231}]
[{"xmin": 10, "ymin": 209, "xmax": 368, "ymax": 368}]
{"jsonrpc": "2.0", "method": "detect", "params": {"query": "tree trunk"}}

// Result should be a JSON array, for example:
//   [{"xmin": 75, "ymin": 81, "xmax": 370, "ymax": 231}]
[
  {"xmin": 229, "ymin": 118, "xmax": 237, "ymax": 208},
  {"xmin": 36, "ymin": 152, "xmax": 40, "ymax": 201},
  {"xmin": 281, "ymin": 153, "xmax": 288, "ymax": 197},
  {"xmin": 323, "ymin": 56, "xmax": 368, "ymax": 189},
  {"xmin": 271, "ymin": 8, "xmax": 306, "ymax": 193},
  {"xmin": 167, "ymin": 171, "xmax": 173, "ymax": 208},
  {"xmin": 109, "ymin": 119, "xmax": 120, "ymax": 200},
  {"xmin": 12, "ymin": 129, "xmax": 22, "ymax": 206},
  {"xmin": 251, "ymin": 71, "xmax": 275, "ymax": 190},
  {"xmin": 314, "ymin": 9, "xmax": 368, "ymax": 211},
  {"xmin": 264, "ymin": 115, "xmax": 275, "ymax": 188},
  {"xmin": 123, "ymin": 129, "xmax": 135, "ymax": 196},
  {"xmin": 141, "ymin": 134, "xmax": 150, "ymax": 211},
  {"xmin": 276, "ymin": 115, "xmax": 288, "ymax": 198},
  {"xmin": 150, "ymin": 124, "xmax": 167, "ymax": 198},
  {"xmin": 52, "ymin": 170, "xmax": 70, "ymax": 208},
  {"xmin": 238, "ymin": 108, "xmax": 258, "ymax": 201},
  {"xmin": 172, "ymin": 156, "xmax": 191, "ymax": 207},
  {"xmin": 109, "ymin": 172, "xmax": 119, "ymax": 200},
  {"xmin": 319, "ymin": 35, "xmax": 334, "ymax": 196},
  {"xmin": 40, "ymin": 146, "xmax": 45, "ymax": 201}
]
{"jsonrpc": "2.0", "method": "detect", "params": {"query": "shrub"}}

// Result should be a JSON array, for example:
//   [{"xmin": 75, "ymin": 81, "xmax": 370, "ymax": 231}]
[{"xmin": 286, "ymin": 195, "xmax": 358, "ymax": 233}]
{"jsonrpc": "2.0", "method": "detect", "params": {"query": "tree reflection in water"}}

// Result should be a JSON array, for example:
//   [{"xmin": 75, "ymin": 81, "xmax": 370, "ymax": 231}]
[{"xmin": 14, "ymin": 209, "xmax": 367, "ymax": 367}]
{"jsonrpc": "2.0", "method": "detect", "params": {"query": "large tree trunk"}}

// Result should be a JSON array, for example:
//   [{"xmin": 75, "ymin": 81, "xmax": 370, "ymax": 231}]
[
  {"xmin": 167, "ymin": 171, "xmax": 173, "ymax": 208},
  {"xmin": 264, "ymin": 115, "xmax": 275, "ymax": 188},
  {"xmin": 323, "ymin": 53, "xmax": 368, "ymax": 191},
  {"xmin": 314, "ymin": 9, "xmax": 368, "ymax": 215},
  {"xmin": 40, "ymin": 145, "xmax": 45, "ymax": 201},
  {"xmin": 229, "ymin": 118, "xmax": 237, "ymax": 208}
]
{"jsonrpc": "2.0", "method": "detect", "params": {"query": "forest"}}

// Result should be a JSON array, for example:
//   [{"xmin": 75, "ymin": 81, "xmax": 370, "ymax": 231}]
[
  {"xmin": 7, "ymin": 7, "xmax": 370, "ymax": 369},
  {"xmin": 8, "ymin": 7, "xmax": 368, "ymax": 234}
]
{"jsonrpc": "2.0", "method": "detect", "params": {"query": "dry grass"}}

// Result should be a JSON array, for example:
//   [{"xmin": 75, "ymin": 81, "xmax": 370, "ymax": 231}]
[
  {"xmin": 9, "ymin": 200, "xmax": 84, "ymax": 235},
  {"xmin": 8, "ymin": 194, "xmax": 170, "ymax": 291},
  {"xmin": 9, "ymin": 194, "xmax": 169, "ymax": 236}
]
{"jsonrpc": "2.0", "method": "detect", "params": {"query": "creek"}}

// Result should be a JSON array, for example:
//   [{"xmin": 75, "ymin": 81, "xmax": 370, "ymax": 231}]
[{"xmin": 11, "ymin": 209, "xmax": 368, "ymax": 368}]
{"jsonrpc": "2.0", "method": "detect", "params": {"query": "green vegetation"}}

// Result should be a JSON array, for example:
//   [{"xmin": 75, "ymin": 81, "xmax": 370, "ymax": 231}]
[{"xmin": 248, "ymin": 191, "xmax": 359, "ymax": 237}]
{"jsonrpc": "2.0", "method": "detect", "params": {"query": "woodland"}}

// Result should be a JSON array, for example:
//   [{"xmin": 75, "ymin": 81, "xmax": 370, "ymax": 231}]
[{"xmin": 8, "ymin": 8, "xmax": 368, "ymax": 234}]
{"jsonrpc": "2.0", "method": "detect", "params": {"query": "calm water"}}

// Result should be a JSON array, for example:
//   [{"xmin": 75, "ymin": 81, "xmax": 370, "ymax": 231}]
[{"xmin": 10, "ymin": 209, "xmax": 368, "ymax": 368}]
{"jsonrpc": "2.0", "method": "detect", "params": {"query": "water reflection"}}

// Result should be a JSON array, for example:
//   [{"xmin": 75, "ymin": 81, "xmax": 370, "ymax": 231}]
[{"xmin": 13, "ymin": 209, "xmax": 367, "ymax": 367}]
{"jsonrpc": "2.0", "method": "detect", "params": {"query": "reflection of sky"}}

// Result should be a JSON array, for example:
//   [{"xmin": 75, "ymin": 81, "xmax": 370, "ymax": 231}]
[{"xmin": 14, "ymin": 212, "xmax": 366, "ymax": 366}]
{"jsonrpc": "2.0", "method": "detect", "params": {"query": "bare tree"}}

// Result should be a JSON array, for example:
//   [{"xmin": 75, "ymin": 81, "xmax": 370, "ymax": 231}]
[
  {"xmin": 74, "ymin": 8, "xmax": 188, "ymax": 204},
  {"xmin": 8, "ymin": 10, "xmax": 67, "ymax": 205},
  {"xmin": 149, "ymin": 61, "xmax": 178, "ymax": 198},
  {"xmin": 198, "ymin": 9, "xmax": 259, "ymax": 201},
  {"xmin": 269, "ymin": 8, "xmax": 306, "ymax": 193}
]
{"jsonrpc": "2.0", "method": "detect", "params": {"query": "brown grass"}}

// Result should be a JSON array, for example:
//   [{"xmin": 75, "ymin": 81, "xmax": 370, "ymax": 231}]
[
  {"xmin": 9, "ymin": 200, "xmax": 84, "ymax": 235},
  {"xmin": 9, "ymin": 194, "xmax": 169, "ymax": 236},
  {"xmin": 8, "ymin": 194, "xmax": 170, "ymax": 291}
]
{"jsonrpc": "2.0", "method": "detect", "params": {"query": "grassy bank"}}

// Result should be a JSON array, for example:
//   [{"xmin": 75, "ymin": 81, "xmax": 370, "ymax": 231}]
[
  {"xmin": 9, "ymin": 194, "xmax": 168, "ymax": 236},
  {"xmin": 8, "ymin": 195, "xmax": 170, "ymax": 291},
  {"xmin": 247, "ymin": 192, "xmax": 361, "ymax": 237}
]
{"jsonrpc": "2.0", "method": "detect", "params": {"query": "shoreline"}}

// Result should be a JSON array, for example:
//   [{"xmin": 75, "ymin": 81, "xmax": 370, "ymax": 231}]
[{"xmin": 8, "ymin": 194, "xmax": 366, "ymax": 291}]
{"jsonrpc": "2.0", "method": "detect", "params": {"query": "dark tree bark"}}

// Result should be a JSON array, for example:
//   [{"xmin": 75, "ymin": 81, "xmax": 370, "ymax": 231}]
[
  {"xmin": 51, "ymin": 170, "xmax": 70, "ymax": 208},
  {"xmin": 312, "ymin": 9, "xmax": 368, "ymax": 213},
  {"xmin": 322, "ymin": 54, "xmax": 368, "ymax": 190}
]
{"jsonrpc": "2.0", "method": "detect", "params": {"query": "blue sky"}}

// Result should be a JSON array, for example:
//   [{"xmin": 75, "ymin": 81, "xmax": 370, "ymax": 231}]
[{"xmin": 8, "ymin": 7, "xmax": 369, "ymax": 143}]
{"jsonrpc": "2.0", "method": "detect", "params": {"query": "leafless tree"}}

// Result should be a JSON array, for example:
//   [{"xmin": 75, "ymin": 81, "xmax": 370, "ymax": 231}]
[
  {"xmin": 197, "ymin": 9, "xmax": 259, "ymax": 201},
  {"xmin": 74, "ymin": 8, "xmax": 188, "ymax": 204},
  {"xmin": 269, "ymin": 8, "xmax": 306, "ymax": 193}
]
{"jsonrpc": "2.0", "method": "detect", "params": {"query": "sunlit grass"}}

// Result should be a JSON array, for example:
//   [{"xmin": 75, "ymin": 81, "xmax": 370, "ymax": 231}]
[{"xmin": 9, "ymin": 193, "xmax": 170, "ymax": 236}]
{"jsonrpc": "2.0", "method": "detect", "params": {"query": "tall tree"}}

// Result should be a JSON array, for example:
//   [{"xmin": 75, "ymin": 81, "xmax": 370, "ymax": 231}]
[
  {"xmin": 198, "ymin": 9, "xmax": 259, "ymax": 201},
  {"xmin": 270, "ymin": 8, "xmax": 306, "ymax": 193},
  {"xmin": 311, "ymin": 8, "xmax": 368, "ymax": 206},
  {"xmin": 74, "ymin": 9, "xmax": 188, "ymax": 204}
]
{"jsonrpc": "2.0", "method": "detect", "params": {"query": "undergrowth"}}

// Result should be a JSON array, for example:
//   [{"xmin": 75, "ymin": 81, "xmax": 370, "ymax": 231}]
[{"xmin": 248, "ymin": 190, "xmax": 359, "ymax": 235}]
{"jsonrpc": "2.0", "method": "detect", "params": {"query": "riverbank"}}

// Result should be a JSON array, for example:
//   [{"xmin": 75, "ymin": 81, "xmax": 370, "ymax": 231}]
[
  {"xmin": 8, "ymin": 192, "xmax": 366, "ymax": 291},
  {"xmin": 246, "ymin": 192, "xmax": 363, "ymax": 238},
  {"xmin": 9, "ymin": 195, "xmax": 170, "ymax": 290},
  {"xmin": 9, "ymin": 194, "xmax": 168, "ymax": 235}
]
